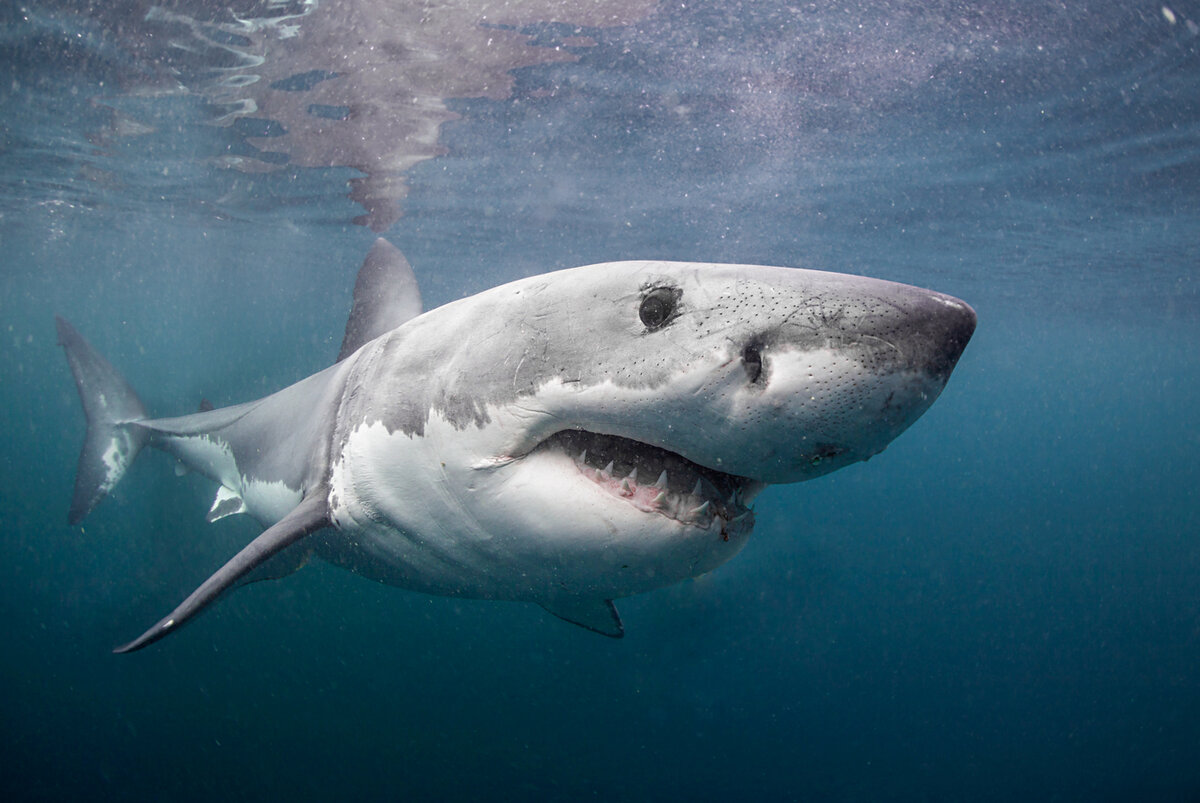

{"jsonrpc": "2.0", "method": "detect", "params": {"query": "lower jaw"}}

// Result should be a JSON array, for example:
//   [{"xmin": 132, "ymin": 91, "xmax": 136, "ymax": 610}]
[
  {"xmin": 535, "ymin": 429, "xmax": 759, "ymax": 533},
  {"xmin": 574, "ymin": 457, "xmax": 757, "ymax": 533}
]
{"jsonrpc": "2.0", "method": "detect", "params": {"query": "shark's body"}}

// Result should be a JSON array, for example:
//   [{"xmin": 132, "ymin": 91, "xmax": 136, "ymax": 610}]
[{"xmin": 58, "ymin": 240, "xmax": 975, "ymax": 651}]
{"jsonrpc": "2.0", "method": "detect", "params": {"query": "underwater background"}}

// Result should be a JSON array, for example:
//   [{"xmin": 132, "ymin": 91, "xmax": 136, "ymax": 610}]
[{"xmin": 2, "ymin": 1, "xmax": 1198, "ymax": 800}]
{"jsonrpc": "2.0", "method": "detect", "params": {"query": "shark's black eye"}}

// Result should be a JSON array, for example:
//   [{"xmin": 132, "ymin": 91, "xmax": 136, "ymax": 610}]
[{"xmin": 639, "ymin": 287, "xmax": 679, "ymax": 330}]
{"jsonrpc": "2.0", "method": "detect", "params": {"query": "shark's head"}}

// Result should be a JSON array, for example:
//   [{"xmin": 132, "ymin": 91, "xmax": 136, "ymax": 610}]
[{"xmin": 329, "ymin": 261, "xmax": 975, "ymax": 603}]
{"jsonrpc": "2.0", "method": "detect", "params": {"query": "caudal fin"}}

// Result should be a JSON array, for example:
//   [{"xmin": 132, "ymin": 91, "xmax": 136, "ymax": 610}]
[{"xmin": 56, "ymin": 316, "xmax": 149, "ymax": 525}]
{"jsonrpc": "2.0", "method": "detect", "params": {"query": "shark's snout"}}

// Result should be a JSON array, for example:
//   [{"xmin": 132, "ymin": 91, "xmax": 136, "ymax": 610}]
[
  {"xmin": 731, "ymin": 282, "xmax": 976, "ymax": 392},
  {"xmin": 911, "ymin": 292, "xmax": 977, "ymax": 382},
  {"xmin": 671, "ymin": 275, "xmax": 978, "ymax": 485}
]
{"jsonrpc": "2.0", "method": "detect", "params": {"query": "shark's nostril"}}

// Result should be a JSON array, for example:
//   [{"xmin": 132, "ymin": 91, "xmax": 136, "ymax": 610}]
[{"xmin": 742, "ymin": 341, "xmax": 764, "ymax": 384}]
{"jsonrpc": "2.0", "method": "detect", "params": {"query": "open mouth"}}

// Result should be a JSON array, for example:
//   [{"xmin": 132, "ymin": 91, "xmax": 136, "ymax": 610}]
[{"xmin": 535, "ymin": 430, "xmax": 759, "ymax": 534}]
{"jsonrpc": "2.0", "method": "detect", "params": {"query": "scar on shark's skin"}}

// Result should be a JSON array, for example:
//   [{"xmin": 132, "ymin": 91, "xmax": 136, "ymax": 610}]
[{"xmin": 57, "ymin": 238, "xmax": 976, "ymax": 652}]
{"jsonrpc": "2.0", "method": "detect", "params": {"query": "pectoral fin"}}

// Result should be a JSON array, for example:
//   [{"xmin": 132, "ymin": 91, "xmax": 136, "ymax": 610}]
[
  {"xmin": 539, "ymin": 598, "xmax": 624, "ymax": 638},
  {"xmin": 113, "ymin": 491, "xmax": 330, "ymax": 654}
]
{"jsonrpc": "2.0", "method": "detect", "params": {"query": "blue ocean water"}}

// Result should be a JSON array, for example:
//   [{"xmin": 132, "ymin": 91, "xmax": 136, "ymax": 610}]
[{"xmin": 2, "ymin": 1, "xmax": 1199, "ymax": 800}]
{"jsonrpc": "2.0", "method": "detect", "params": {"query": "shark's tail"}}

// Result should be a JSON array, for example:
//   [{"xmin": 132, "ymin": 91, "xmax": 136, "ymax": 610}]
[{"xmin": 56, "ymin": 316, "xmax": 149, "ymax": 525}]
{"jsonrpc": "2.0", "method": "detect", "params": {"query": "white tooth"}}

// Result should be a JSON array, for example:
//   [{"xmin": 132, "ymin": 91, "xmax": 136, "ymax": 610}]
[
  {"xmin": 594, "ymin": 468, "xmax": 604, "ymax": 482},
  {"xmin": 691, "ymin": 479, "xmax": 704, "ymax": 497},
  {"xmin": 627, "ymin": 468, "xmax": 638, "ymax": 483},
  {"xmin": 655, "ymin": 470, "xmax": 669, "ymax": 490},
  {"xmin": 620, "ymin": 478, "xmax": 632, "ymax": 494},
  {"xmin": 652, "ymin": 491, "xmax": 667, "ymax": 506},
  {"xmin": 690, "ymin": 501, "xmax": 711, "ymax": 516},
  {"xmin": 731, "ymin": 512, "xmax": 751, "ymax": 524},
  {"xmin": 602, "ymin": 461, "xmax": 614, "ymax": 479},
  {"xmin": 579, "ymin": 449, "xmax": 588, "ymax": 464}
]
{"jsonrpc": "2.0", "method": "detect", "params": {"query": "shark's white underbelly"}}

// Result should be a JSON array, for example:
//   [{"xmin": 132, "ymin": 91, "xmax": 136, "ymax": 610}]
[{"xmin": 326, "ymin": 412, "xmax": 747, "ymax": 601}]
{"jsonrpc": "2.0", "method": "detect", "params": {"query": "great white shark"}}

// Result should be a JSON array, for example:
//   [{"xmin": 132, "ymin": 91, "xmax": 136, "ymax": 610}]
[{"xmin": 57, "ymin": 240, "xmax": 976, "ymax": 652}]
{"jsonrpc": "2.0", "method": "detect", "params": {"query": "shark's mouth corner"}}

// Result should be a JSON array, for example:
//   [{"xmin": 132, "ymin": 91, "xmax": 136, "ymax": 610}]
[{"xmin": 534, "ymin": 429, "xmax": 761, "ymax": 535}]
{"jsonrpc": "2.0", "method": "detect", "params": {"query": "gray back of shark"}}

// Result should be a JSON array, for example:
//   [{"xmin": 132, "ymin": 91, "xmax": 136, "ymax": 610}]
[{"xmin": 57, "ymin": 246, "xmax": 975, "ymax": 651}]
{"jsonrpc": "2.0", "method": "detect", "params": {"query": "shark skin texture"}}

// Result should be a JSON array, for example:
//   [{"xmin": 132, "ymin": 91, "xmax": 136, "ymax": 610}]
[{"xmin": 57, "ymin": 240, "xmax": 976, "ymax": 651}]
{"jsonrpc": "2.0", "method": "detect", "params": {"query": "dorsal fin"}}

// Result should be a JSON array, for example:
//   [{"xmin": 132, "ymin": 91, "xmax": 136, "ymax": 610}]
[
  {"xmin": 113, "ymin": 492, "xmax": 330, "ymax": 653},
  {"xmin": 337, "ymin": 238, "xmax": 423, "ymax": 361}
]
